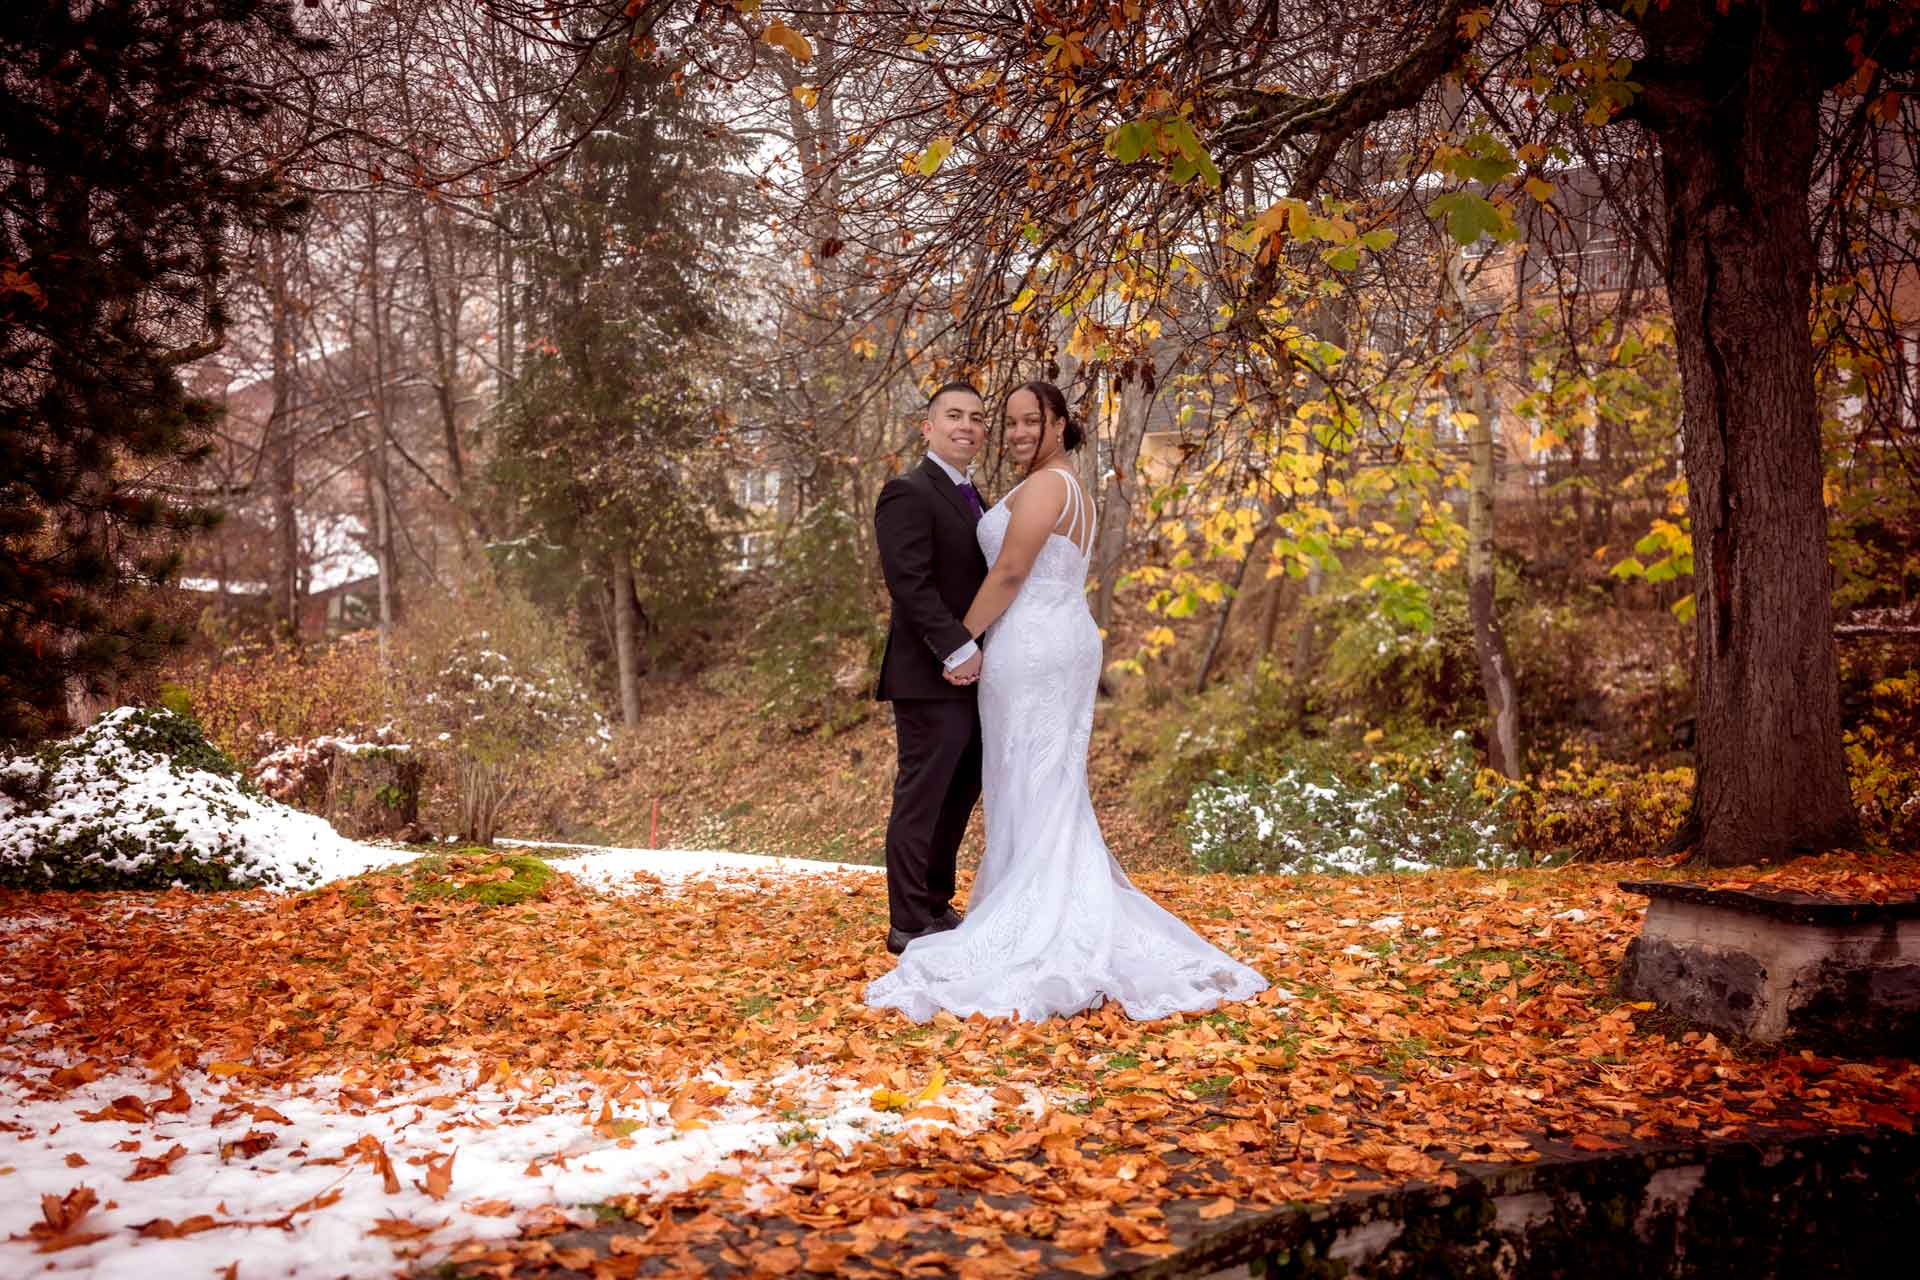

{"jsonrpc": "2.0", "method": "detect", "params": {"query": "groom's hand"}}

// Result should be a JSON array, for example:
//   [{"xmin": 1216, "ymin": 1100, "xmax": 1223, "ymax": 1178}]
[{"xmin": 944, "ymin": 651, "xmax": 982, "ymax": 685}]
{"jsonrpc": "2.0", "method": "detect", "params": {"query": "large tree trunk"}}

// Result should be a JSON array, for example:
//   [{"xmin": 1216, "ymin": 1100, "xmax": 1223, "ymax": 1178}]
[{"xmin": 1636, "ymin": 0, "xmax": 1858, "ymax": 863}]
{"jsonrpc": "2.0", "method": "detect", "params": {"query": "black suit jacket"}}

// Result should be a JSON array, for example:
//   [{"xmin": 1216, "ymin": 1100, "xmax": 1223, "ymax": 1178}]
[{"xmin": 874, "ymin": 457, "xmax": 989, "ymax": 701}]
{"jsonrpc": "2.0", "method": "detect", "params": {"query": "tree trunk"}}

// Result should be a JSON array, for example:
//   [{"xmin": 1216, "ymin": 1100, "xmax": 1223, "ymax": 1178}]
[
  {"xmin": 412, "ymin": 199, "xmax": 467, "ymax": 504},
  {"xmin": 1091, "ymin": 363, "xmax": 1154, "ymax": 637},
  {"xmin": 267, "ymin": 231, "xmax": 300, "ymax": 641},
  {"xmin": 1193, "ymin": 531, "xmax": 1262, "ymax": 695},
  {"xmin": 1464, "ymin": 381, "xmax": 1523, "ymax": 777},
  {"xmin": 611, "ymin": 542, "xmax": 642, "ymax": 729},
  {"xmin": 1446, "ymin": 260, "xmax": 1524, "ymax": 779},
  {"xmin": 1636, "ymin": 0, "xmax": 1858, "ymax": 863},
  {"xmin": 365, "ymin": 194, "xmax": 398, "ymax": 635}
]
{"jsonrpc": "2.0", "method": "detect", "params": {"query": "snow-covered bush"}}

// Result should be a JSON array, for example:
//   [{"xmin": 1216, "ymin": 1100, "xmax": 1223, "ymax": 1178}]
[
  {"xmin": 420, "ymin": 637, "xmax": 609, "ymax": 845},
  {"xmin": 0, "ymin": 707, "xmax": 393, "ymax": 892},
  {"xmin": 1183, "ymin": 734, "xmax": 1525, "ymax": 876},
  {"xmin": 250, "ymin": 724, "xmax": 411, "ymax": 808}
]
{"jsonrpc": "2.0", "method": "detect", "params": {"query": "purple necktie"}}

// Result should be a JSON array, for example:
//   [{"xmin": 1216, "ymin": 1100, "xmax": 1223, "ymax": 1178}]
[{"xmin": 958, "ymin": 481, "xmax": 984, "ymax": 518}]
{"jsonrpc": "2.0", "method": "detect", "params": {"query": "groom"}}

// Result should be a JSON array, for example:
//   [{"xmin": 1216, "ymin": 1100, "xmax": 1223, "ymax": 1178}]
[{"xmin": 873, "ymin": 381, "xmax": 990, "ymax": 955}]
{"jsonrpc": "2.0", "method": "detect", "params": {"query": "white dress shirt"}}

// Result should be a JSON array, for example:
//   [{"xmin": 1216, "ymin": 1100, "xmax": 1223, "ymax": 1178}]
[{"xmin": 926, "ymin": 450, "xmax": 980, "ymax": 670}]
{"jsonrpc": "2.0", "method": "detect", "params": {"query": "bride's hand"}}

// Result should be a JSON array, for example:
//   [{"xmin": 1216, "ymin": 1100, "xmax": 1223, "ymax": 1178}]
[{"xmin": 945, "ymin": 651, "xmax": 982, "ymax": 685}]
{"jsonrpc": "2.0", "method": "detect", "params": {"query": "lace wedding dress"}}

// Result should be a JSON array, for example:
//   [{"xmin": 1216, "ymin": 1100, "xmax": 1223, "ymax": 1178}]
[{"xmin": 866, "ymin": 469, "xmax": 1269, "ymax": 1023}]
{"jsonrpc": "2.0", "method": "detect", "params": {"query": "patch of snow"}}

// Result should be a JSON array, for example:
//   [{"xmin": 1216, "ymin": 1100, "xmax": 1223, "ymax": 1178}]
[
  {"xmin": 0, "ymin": 1059, "xmax": 1008, "ymax": 1279},
  {"xmin": 0, "ymin": 708, "xmax": 410, "ymax": 891},
  {"xmin": 1366, "ymin": 915, "xmax": 1403, "ymax": 932},
  {"xmin": 176, "ymin": 578, "xmax": 269, "ymax": 595},
  {"xmin": 305, "ymin": 513, "xmax": 378, "ymax": 594},
  {"xmin": 508, "ymin": 841, "xmax": 881, "ymax": 896},
  {"xmin": 1552, "ymin": 908, "xmax": 1589, "ymax": 922}
]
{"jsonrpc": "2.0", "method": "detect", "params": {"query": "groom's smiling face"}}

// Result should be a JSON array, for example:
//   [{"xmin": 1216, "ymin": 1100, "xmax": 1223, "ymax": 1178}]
[{"xmin": 923, "ymin": 388, "xmax": 986, "ymax": 469}]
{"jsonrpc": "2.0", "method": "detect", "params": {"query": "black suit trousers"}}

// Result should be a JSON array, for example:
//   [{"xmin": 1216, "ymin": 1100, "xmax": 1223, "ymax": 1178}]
[{"xmin": 884, "ymin": 698, "xmax": 982, "ymax": 932}]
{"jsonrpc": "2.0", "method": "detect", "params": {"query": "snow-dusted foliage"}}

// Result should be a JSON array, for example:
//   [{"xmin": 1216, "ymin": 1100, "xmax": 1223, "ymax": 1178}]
[
  {"xmin": 0, "ymin": 707, "xmax": 401, "ymax": 891},
  {"xmin": 1183, "ymin": 734, "xmax": 1525, "ymax": 876},
  {"xmin": 422, "ymin": 636, "xmax": 610, "ymax": 754},
  {"xmin": 250, "ymin": 724, "xmax": 412, "ymax": 806}
]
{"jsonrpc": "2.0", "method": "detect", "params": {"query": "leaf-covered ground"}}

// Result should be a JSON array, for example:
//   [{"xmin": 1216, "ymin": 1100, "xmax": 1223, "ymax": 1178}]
[{"xmin": 3, "ymin": 850, "xmax": 1918, "ymax": 1277}]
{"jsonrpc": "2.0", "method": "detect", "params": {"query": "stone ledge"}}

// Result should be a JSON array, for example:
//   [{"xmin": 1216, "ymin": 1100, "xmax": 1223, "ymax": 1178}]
[
  {"xmin": 1619, "ymin": 878, "xmax": 1920, "ymax": 926},
  {"xmin": 1157, "ymin": 1124, "xmax": 1919, "ymax": 1280},
  {"xmin": 434, "ymin": 1124, "xmax": 1920, "ymax": 1279},
  {"xmin": 1616, "ymin": 880, "xmax": 1920, "ymax": 1052}
]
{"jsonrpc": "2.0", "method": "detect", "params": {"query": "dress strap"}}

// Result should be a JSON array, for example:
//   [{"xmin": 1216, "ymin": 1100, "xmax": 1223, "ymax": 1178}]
[{"xmin": 1054, "ymin": 468, "xmax": 1093, "ymax": 553}]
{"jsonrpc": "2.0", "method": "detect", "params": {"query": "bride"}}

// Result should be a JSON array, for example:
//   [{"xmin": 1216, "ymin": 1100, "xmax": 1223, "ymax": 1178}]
[{"xmin": 865, "ymin": 380, "xmax": 1270, "ymax": 1023}]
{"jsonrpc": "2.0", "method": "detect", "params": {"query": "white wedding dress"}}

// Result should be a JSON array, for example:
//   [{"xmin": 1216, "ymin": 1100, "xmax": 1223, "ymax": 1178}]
[{"xmin": 865, "ymin": 469, "xmax": 1269, "ymax": 1023}]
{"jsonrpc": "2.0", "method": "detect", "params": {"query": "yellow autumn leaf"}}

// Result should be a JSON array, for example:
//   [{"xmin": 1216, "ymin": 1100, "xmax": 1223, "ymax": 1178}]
[
  {"xmin": 1524, "ymin": 176, "xmax": 1555, "ymax": 203},
  {"xmin": 917, "ymin": 135, "xmax": 953, "ymax": 177},
  {"xmin": 1065, "ymin": 318, "xmax": 1098, "ymax": 359},
  {"xmin": 1009, "ymin": 286, "xmax": 1036, "ymax": 314},
  {"xmin": 763, "ymin": 18, "xmax": 813, "ymax": 63},
  {"xmin": 791, "ymin": 84, "xmax": 819, "ymax": 109}
]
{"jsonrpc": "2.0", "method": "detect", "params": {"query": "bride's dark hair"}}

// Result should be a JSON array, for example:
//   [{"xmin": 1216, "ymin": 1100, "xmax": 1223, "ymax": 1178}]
[{"xmin": 1007, "ymin": 380, "xmax": 1083, "ymax": 464}]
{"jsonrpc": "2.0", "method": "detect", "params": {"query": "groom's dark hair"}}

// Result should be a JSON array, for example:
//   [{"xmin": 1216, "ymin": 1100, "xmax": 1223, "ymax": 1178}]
[{"xmin": 927, "ymin": 379, "xmax": 983, "ymax": 407}]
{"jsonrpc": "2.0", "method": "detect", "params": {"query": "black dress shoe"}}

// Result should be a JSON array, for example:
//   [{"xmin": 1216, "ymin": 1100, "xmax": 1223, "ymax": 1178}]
[
  {"xmin": 886, "ymin": 926, "xmax": 926, "ymax": 955},
  {"xmin": 930, "ymin": 906, "xmax": 963, "ymax": 932}
]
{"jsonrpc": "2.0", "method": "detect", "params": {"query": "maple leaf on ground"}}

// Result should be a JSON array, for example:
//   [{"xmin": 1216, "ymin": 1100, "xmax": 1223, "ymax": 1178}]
[
  {"xmin": 219, "ymin": 1130, "xmax": 276, "ymax": 1162},
  {"xmin": 128, "ymin": 1142, "xmax": 188, "ymax": 1180},
  {"xmin": 368, "ymin": 1217, "xmax": 445, "ymax": 1239},
  {"xmin": 134, "ymin": 1215, "xmax": 222, "ymax": 1238},
  {"xmin": 16, "ymin": 1186, "xmax": 109, "ymax": 1253},
  {"xmin": 346, "ymin": 1134, "xmax": 401, "ymax": 1193},
  {"xmin": 415, "ymin": 1149, "xmax": 455, "ymax": 1199},
  {"xmin": 48, "ymin": 1061, "xmax": 103, "ymax": 1090},
  {"xmin": 79, "ymin": 1094, "xmax": 147, "ymax": 1123}
]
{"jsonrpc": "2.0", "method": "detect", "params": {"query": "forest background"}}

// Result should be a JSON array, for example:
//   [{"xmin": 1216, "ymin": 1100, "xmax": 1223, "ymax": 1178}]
[{"xmin": 6, "ymin": 0, "xmax": 1919, "ymax": 881}]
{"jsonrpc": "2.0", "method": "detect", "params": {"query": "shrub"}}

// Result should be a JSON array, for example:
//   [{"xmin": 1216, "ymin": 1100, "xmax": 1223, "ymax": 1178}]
[
  {"xmin": 1182, "ymin": 734, "xmax": 1525, "ymax": 875},
  {"xmin": 400, "ymin": 577, "xmax": 609, "ymax": 845},
  {"xmin": 250, "ymin": 724, "xmax": 411, "ymax": 810},
  {"xmin": 1130, "ymin": 660, "xmax": 1304, "ymax": 817},
  {"xmin": 177, "ymin": 633, "xmax": 393, "ymax": 766},
  {"xmin": 0, "ymin": 707, "xmax": 382, "ymax": 891},
  {"xmin": 748, "ymin": 504, "xmax": 883, "ymax": 733},
  {"xmin": 1845, "ymin": 669, "xmax": 1920, "ymax": 850},
  {"xmin": 1314, "ymin": 578, "xmax": 1480, "ymax": 731},
  {"xmin": 1505, "ymin": 758, "xmax": 1694, "ymax": 862}
]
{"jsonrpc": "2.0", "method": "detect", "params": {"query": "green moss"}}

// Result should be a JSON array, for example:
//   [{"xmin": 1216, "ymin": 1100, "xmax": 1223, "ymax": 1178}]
[{"xmin": 342, "ymin": 852, "xmax": 555, "ymax": 907}]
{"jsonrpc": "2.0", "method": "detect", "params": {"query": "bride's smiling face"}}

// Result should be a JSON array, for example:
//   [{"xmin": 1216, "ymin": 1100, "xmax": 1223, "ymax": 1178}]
[{"xmin": 1004, "ymin": 389, "xmax": 1052, "ymax": 466}]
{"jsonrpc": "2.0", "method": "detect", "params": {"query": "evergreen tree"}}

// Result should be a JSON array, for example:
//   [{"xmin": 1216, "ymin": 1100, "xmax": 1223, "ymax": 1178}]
[
  {"xmin": 0, "ymin": 0, "xmax": 319, "ymax": 738},
  {"xmin": 488, "ymin": 47, "xmax": 747, "ymax": 722}
]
